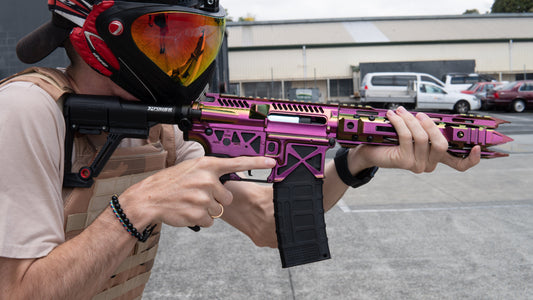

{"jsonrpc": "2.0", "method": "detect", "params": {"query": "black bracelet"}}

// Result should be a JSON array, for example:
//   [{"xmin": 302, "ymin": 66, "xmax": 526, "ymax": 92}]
[
  {"xmin": 109, "ymin": 195, "xmax": 156, "ymax": 243},
  {"xmin": 334, "ymin": 147, "xmax": 378, "ymax": 188}
]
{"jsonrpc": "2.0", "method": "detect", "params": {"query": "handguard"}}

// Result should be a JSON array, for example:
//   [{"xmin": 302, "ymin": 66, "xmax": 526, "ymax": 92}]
[{"xmin": 335, "ymin": 106, "xmax": 513, "ymax": 158}]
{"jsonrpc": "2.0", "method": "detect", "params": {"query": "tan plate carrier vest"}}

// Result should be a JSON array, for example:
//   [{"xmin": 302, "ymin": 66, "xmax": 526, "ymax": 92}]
[{"xmin": 1, "ymin": 67, "xmax": 178, "ymax": 300}]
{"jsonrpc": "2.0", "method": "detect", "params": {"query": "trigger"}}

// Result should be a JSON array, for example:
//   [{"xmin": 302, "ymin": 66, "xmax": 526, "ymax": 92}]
[{"xmin": 220, "ymin": 172, "xmax": 243, "ymax": 184}]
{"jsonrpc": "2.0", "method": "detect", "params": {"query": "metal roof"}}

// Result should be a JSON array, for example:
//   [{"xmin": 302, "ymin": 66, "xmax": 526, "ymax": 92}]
[
  {"xmin": 227, "ymin": 13, "xmax": 533, "ymax": 26},
  {"xmin": 227, "ymin": 13, "xmax": 533, "ymax": 49}
]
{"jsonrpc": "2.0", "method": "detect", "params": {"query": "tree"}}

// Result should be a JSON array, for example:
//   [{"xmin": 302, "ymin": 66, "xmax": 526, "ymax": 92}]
[
  {"xmin": 463, "ymin": 9, "xmax": 480, "ymax": 14},
  {"xmin": 491, "ymin": 0, "xmax": 533, "ymax": 13},
  {"xmin": 238, "ymin": 14, "xmax": 256, "ymax": 22}
]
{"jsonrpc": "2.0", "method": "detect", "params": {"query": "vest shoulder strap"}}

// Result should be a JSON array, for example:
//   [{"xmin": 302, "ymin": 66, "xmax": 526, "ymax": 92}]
[{"xmin": 0, "ymin": 67, "xmax": 73, "ymax": 101}]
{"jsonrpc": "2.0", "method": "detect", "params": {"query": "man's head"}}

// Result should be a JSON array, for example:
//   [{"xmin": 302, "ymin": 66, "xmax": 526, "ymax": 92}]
[{"xmin": 17, "ymin": 0, "xmax": 226, "ymax": 105}]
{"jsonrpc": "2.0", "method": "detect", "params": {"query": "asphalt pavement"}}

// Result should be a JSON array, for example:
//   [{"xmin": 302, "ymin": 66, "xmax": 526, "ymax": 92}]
[{"xmin": 143, "ymin": 133, "xmax": 533, "ymax": 300}]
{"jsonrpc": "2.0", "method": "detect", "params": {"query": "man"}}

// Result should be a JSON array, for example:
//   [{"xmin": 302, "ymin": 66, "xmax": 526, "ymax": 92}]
[{"xmin": 0, "ymin": 0, "xmax": 480, "ymax": 298}]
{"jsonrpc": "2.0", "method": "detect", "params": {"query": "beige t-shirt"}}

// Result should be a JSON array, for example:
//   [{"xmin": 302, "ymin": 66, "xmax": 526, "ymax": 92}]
[{"xmin": 0, "ymin": 82, "xmax": 204, "ymax": 259}]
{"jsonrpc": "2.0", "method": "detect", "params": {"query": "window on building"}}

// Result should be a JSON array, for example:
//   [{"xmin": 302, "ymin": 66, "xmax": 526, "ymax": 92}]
[
  {"xmin": 228, "ymin": 83, "xmax": 240, "ymax": 96},
  {"xmin": 329, "ymin": 79, "xmax": 354, "ymax": 97},
  {"xmin": 242, "ymin": 82, "xmax": 283, "ymax": 98}
]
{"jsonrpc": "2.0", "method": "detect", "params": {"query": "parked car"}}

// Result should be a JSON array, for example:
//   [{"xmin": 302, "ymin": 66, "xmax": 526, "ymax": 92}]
[
  {"xmin": 485, "ymin": 80, "xmax": 533, "ymax": 112},
  {"xmin": 462, "ymin": 81, "xmax": 503, "ymax": 109},
  {"xmin": 441, "ymin": 73, "xmax": 490, "ymax": 92},
  {"xmin": 416, "ymin": 81, "xmax": 481, "ymax": 114},
  {"xmin": 360, "ymin": 72, "xmax": 444, "ymax": 98},
  {"xmin": 461, "ymin": 82, "xmax": 502, "ymax": 95},
  {"xmin": 359, "ymin": 80, "xmax": 480, "ymax": 114}
]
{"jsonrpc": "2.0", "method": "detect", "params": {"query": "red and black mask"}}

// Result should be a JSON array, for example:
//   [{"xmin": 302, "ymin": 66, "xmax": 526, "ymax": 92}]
[{"xmin": 51, "ymin": 0, "xmax": 226, "ymax": 105}]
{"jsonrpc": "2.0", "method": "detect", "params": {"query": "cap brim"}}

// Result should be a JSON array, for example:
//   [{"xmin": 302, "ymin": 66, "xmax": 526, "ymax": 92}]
[{"xmin": 16, "ymin": 20, "xmax": 71, "ymax": 64}]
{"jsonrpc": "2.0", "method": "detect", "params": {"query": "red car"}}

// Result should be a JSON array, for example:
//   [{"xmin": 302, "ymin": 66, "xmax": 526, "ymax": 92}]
[
  {"xmin": 461, "ymin": 82, "xmax": 502, "ymax": 95},
  {"xmin": 485, "ymin": 80, "xmax": 533, "ymax": 112}
]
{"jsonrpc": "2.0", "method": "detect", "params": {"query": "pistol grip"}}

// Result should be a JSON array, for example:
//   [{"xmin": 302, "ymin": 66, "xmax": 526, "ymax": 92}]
[{"xmin": 273, "ymin": 164, "xmax": 331, "ymax": 268}]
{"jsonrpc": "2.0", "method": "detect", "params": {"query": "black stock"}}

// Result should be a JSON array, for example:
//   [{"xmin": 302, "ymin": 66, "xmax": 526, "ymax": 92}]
[{"xmin": 62, "ymin": 94, "xmax": 189, "ymax": 187}]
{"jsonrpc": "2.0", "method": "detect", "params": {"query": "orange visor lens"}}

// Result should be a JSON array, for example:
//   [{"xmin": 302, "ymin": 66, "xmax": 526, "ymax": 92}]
[{"xmin": 131, "ymin": 11, "xmax": 225, "ymax": 86}]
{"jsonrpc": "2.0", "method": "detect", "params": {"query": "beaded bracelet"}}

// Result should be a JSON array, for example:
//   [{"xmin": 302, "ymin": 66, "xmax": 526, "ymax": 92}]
[{"xmin": 109, "ymin": 194, "xmax": 156, "ymax": 243}]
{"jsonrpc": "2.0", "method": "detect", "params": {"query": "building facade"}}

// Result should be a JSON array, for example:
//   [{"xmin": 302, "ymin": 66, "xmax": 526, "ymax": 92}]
[{"xmin": 226, "ymin": 14, "xmax": 533, "ymax": 103}]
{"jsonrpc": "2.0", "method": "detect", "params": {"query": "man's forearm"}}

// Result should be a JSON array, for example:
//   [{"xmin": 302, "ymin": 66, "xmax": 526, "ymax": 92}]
[
  {"xmin": 322, "ymin": 159, "xmax": 352, "ymax": 212},
  {"xmin": 0, "ymin": 207, "xmax": 137, "ymax": 299},
  {"xmin": 322, "ymin": 145, "xmax": 375, "ymax": 212}
]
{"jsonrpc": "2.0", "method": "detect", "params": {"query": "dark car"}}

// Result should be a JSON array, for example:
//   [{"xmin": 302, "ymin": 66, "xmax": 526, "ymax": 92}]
[{"xmin": 485, "ymin": 80, "xmax": 533, "ymax": 112}]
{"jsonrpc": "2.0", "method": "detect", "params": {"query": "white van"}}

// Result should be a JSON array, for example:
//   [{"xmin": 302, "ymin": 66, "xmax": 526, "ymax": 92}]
[
  {"xmin": 441, "ymin": 73, "xmax": 489, "ymax": 92},
  {"xmin": 360, "ymin": 72, "xmax": 445, "ymax": 98},
  {"xmin": 359, "ymin": 80, "xmax": 480, "ymax": 113}
]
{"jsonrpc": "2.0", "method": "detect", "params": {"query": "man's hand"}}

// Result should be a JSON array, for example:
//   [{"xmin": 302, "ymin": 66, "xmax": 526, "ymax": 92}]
[
  {"xmin": 349, "ymin": 107, "xmax": 481, "ymax": 174},
  {"xmin": 119, "ymin": 156, "xmax": 277, "ymax": 230}
]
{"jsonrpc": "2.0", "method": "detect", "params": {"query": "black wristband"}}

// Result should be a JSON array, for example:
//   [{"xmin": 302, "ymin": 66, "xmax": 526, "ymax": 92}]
[
  {"xmin": 110, "ymin": 195, "xmax": 157, "ymax": 243},
  {"xmin": 334, "ymin": 148, "xmax": 378, "ymax": 188}
]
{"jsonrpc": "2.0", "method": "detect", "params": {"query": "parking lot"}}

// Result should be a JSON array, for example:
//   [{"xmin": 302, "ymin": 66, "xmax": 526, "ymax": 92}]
[{"xmin": 143, "ymin": 111, "xmax": 532, "ymax": 300}]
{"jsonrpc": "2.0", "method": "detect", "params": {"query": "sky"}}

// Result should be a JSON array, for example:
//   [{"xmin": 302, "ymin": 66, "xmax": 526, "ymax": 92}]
[{"xmin": 222, "ymin": 0, "xmax": 495, "ymax": 21}]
